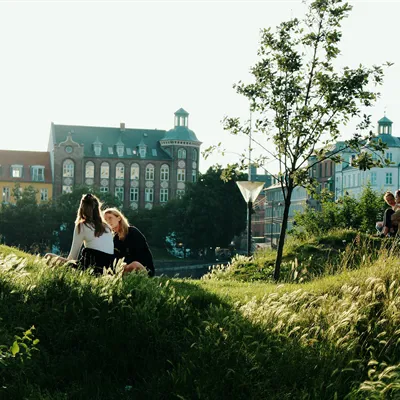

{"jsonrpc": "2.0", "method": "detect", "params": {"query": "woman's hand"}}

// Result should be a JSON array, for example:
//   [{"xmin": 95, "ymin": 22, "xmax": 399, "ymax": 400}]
[{"xmin": 123, "ymin": 261, "xmax": 146, "ymax": 274}]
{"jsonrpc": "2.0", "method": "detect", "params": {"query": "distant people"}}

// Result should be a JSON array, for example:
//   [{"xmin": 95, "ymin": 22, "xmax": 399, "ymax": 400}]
[
  {"xmin": 376, "ymin": 191, "xmax": 398, "ymax": 237},
  {"xmin": 103, "ymin": 208, "xmax": 155, "ymax": 277},
  {"xmin": 45, "ymin": 194, "xmax": 115, "ymax": 274}
]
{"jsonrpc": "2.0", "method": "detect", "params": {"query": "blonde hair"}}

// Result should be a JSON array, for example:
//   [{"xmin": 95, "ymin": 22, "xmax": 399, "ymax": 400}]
[
  {"xmin": 384, "ymin": 191, "xmax": 395, "ymax": 202},
  {"xmin": 103, "ymin": 208, "xmax": 130, "ymax": 240}
]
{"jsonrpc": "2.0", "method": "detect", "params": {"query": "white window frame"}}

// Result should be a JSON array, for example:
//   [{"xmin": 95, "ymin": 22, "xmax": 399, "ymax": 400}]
[
  {"xmin": 63, "ymin": 160, "xmax": 74, "ymax": 178},
  {"xmin": 2, "ymin": 187, "xmax": 10, "ymax": 202},
  {"xmin": 145, "ymin": 188, "xmax": 154, "ymax": 202},
  {"xmin": 130, "ymin": 163, "xmax": 140, "ymax": 180},
  {"xmin": 62, "ymin": 185, "xmax": 73, "ymax": 194},
  {"xmin": 145, "ymin": 164, "xmax": 154, "ymax": 180},
  {"xmin": 130, "ymin": 187, "xmax": 139, "ymax": 202},
  {"xmin": 85, "ymin": 161, "xmax": 95, "ymax": 178},
  {"xmin": 100, "ymin": 162, "xmax": 110, "ymax": 179},
  {"xmin": 160, "ymin": 188, "xmax": 169, "ymax": 203},
  {"xmin": 11, "ymin": 164, "xmax": 23, "ymax": 178},
  {"xmin": 40, "ymin": 188, "xmax": 48, "ymax": 201},
  {"xmin": 386, "ymin": 172, "xmax": 393, "ymax": 185},
  {"xmin": 370, "ymin": 172, "xmax": 377, "ymax": 186},
  {"xmin": 160, "ymin": 164, "xmax": 169, "ymax": 181},
  {"xmin": 177, "ymin": 168, "xmax": 185, "ymax": 182},
  {"xmin": 177, "ymin": 148, "xmax": 187, "ymax": 159},
  {"xmin": 31, "ymin": 165, "xmax": 45, "ymax": 182},
  {"xmin": 115, "ymin": 187, "xmax": 124, "ymax": 202}
]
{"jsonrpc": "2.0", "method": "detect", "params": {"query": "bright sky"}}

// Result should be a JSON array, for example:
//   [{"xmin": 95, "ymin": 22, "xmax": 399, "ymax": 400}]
[{"xmin": 0, "ymin": 1, "xmax": 399, "ymax": 174}]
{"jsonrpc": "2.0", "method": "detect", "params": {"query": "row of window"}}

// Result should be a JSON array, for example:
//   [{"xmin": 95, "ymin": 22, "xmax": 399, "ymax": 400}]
[
  {"xmin": 340, "ymin": 172, "xmax": 393, "ymax": 188},
  {"xmin": 62, "ymin": 186, "xmax": 185, "ymax": 204},
  {"xmin": 1, "ymin": 187, "xmax": 49, "ymax": 203},
  {"xmin": 0, "ymin": 165, "xmax": 45, "ymax": 181},
  {"xmin": 63, "ymin": 160, "xmax": 197, "ymax": 183}
]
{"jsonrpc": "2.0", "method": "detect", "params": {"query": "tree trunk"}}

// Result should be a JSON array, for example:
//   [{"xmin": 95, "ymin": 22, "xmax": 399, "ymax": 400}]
[{"xmin": 274, "ymin": 188, "xmax": 293, "ymax": 281}]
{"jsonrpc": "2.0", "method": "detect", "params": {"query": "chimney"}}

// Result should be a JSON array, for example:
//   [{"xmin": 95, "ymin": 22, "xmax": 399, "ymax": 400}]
[{"xmin": 120, "ymin": 122, "xmax": 125, "ymax": 131}]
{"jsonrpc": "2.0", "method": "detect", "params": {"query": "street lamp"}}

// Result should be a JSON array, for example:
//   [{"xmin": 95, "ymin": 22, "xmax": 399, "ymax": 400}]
[{"xmin": 236, "ymin": 181, "xmax": 265, "ymax": 256}]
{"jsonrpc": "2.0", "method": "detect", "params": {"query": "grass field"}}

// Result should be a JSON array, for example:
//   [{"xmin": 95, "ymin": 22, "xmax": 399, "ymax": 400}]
[{"xmin": 1, "ymin": 233, "xmax": 400, "ymax": 399}]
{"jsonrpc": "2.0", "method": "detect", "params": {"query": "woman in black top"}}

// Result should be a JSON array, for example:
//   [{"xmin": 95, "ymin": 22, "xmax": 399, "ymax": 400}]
[{"xmin": 104, "ymin": 208, "xmax": 155, "ymax": 277}]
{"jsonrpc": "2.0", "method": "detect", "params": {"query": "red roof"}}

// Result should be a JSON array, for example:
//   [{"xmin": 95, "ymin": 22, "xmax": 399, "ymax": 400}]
[{"xmin": 0, "ymin": 150, "xmax": 52, "ymax": 183}]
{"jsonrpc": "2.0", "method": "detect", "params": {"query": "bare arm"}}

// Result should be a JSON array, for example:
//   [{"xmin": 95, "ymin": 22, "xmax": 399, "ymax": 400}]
[{"xmin": 67, "ymin": 224, "xmax": 85, "ymax": 260}]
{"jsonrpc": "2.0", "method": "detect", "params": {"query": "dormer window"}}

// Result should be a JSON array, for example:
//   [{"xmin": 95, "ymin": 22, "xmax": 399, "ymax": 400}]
[
  {"xmin": 93, "ymin": 137, "xmax": 102, "ymax": 156},
  {"xmin": 11, "ymin": 165, "xmax": 23, "ymax": 178},
  {"xmin": 31, "ymin": 166, "xmax": 45, "ymax": 182},
  {"xmin": 116, "ymin": 139, "xmax": 125, "ymax": 157}
]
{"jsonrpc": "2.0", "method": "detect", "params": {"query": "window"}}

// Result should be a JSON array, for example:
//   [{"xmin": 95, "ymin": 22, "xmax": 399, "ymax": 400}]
[
  {"xmin": 31, "ymin": 166, "xmax": 45, "ymax": 182},
  {"xmin": 115, "ymin": 187, "xmax": 124, "ymax": 202},
  {"xmin": 116, "ymin": 144, "xmax": 124, "ymax": 157},
  {"xmin": 176, "ymin": 190, "xmax": 185, "ymax": 199},
  {"xmin": 116, "ymin": 163, "xmax": 125, "ymax": 179},
  {"xmin": 192, "ymin": 170, "xmax": 197, "ymax": 183},
  {"xmin": 193, "ymin": 149, "xmax": 198, "ymax": 161},
  {"xmin": 100, "ymin": 187, "xmax": 109, "ymax": 193},
  {"xmin": 130, "ymin": 188, "xmax": 139, "ymax": 202},
  {"xmin": 40, "ymin": 188, "xmax": 48, "ymax": 201},
  {"xmin": 371, "ymin": 172, "xmax": 377, "ymax": 186},
  {"xmin": 160, "ymin": 164, "xmax": 169, "ymax": 181},
  {"xmin": 11, "ymin": 165, "xmax": 23, "ymax": 178},
  {"xmin": 178, "ymin": 148, "xmax": 186, "ymax": 159},
  {"xmin": 152, "ymin": 149, "xmax": 157, "ymax": 157},
  {"xmin": 177, "ymin": 168, "xmax": 185, "ymax": 182},
  {"xmin": 101, "ymin": 162, "xmax": 110, "ymax": 179},
  {"xmin": 146, "ymin": 164, "xmax": 154, "ymax": 180},
  {"xmin": 2, "ymin": 187, "xmax": 10, "ymax": 202},
  {"xmin": 85, "ymin": 161, "xmax": 95, "ymax": 178},
  {"xmin": 130, "ymin": 163, "xmax": 140, "ymax": 180},
  {"xmin": 63, "ymin": 160, "xmax": 74, "ymax": 178},
  {"xmin": 139, "ymin": 147, "xmax": 146, "ymax": 158},
  {"xmin": 145, "ymin": 188, "xmax": 154, "ymax": 202},
  {"xmin": 386, "ymin": 172, "xmax": 393, "ymax": 185},
  {"xmin": 386, "ymin": 152, "xmax": 393, "ymax": 162},
  {"xmin": 160, "ymin": 189, "xmax": 168, "ymax": 203},
  {"xmin": 62, "ymin": 185, "xmax": 73, "ymax": 194},
  {"xmin": 94, "ymin": 143, "xmax": 102, "ymax": 156},
  {"xmin": 108, "ymin": 147, "xmax": 114, "ymax": 155}
]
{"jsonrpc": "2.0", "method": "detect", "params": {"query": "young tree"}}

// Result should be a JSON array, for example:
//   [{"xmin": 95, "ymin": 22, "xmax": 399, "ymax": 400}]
[{"xmin": 222, "ymin": 0, "xmax": 389, "ymax": 279}]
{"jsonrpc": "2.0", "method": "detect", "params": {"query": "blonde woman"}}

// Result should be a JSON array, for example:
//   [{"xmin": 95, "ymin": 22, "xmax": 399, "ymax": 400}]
[
  {"xmin": 103, "ymin": 208, "xmax": 155, "ymax": 277},
  {"xmin": 45, "ymin": 194, "xmax": 115, "ymax": 273}
]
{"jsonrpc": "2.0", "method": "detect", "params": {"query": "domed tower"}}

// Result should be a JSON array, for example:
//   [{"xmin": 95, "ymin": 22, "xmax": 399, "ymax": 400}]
[{"xmin": 160, "ymin": 108, "xmax": 202, "ymax": 198}]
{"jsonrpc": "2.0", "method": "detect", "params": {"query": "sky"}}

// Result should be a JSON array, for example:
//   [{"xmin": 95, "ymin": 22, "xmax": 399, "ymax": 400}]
[{"xmin": 0, "ymin": 0, "xmax": 399, "ymax": 175}]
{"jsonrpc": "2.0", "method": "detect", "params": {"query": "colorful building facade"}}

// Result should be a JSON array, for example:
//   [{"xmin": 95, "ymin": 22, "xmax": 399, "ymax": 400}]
[{"xmin": 0, "ymin": 150, "xmax": 53, "ymax": 203}]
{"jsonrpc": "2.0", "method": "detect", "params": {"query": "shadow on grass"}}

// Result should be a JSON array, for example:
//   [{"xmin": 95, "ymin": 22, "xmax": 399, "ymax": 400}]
[{"xmin": 0, "ymin": 258, "xmax": 366, "ymax": 400}]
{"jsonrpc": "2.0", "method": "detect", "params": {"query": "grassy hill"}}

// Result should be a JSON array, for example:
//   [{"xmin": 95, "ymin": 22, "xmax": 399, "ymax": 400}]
[{"xmin": 1, "ymin": 234, "xmax": 400, "ymax": 399}]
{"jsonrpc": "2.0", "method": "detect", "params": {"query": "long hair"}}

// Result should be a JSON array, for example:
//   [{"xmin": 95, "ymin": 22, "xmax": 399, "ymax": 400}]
[
  {"xmin": 75, "ymin": 194, "xmax": 108, "ymax": 237},
  {"xmin": 103, "ymin": 208, "xmax": 130, "ymax": 240}
]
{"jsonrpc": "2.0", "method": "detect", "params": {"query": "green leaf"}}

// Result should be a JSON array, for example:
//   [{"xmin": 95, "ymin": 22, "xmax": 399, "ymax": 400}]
[{"xmin": 10, "ymin": 341, "xmax": 19, "ymax": 356}]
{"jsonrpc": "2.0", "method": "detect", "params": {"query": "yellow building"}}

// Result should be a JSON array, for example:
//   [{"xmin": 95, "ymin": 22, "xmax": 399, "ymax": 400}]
[{"xmin": 0, "ymin": 150, "xmax": 53, "ymax": 203}]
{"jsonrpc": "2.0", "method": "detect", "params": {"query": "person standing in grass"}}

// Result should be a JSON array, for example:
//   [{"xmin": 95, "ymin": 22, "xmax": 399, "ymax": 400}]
[
  {"xmin": 45, "ymin": 194, "xmax": 115, "ymax": 273},
  {"xmin": 103, "ymin": 208, "xmax": 155, "ymax": 277}
]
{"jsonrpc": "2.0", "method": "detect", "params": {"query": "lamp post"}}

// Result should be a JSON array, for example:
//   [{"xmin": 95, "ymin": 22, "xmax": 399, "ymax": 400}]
[{"xmin": 236, "ymin": 181, "xmax": 265, "ymax": 256}]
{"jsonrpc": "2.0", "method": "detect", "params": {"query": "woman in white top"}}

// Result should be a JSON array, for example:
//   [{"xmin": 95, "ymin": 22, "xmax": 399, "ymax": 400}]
[{"xmin": 46, "ymin": 194, "xmax": 115, "ymax": 274}]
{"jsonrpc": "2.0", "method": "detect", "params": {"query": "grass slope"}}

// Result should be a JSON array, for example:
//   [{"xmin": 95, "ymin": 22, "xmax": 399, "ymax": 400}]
[{"xmin": 1, "ymin": 236, "xmax": 400, "ymax": 399}]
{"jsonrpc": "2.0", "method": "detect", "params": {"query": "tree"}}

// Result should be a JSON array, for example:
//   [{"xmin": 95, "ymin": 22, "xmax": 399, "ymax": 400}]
[
  {"xmin": 222, "ymin": 0, "xmax": 389, "ymax": 279},
  {"xmin": 180, "ymin": 166, "xmax": 247, "ymax": 255}
]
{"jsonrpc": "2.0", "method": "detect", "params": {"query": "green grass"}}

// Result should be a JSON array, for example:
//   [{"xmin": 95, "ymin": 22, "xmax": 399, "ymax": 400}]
[{"xmin": 2, "ymin": 235, "xmax": 400, "ymax": 399}]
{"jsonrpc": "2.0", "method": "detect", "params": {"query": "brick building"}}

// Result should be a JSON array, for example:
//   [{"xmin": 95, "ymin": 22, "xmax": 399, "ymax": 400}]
[
  {"xmin": 48, "ymin": 108, "xmax": 202, "ymax": 209},
  {"xmin": 0, "ymin": 150, "xmax": 53, "ymax": 203}
]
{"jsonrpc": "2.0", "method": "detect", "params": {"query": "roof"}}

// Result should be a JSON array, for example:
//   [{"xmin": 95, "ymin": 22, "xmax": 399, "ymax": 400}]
[
  {"xmin": 0, "ymin": 150, "xmax": 52, "ymax": 183},
  {"xmin": 378, "ymin": 116, "xmax": 393, "ymax": 125},
  {"xmin": 162, "ymin": 126, "xmax": 200, "ymax": 142},
  {"xmin": 374, "ymin": 133, "xmax": 400, "ymax": 147},
  {"xmin": 51, "ymin": 124, "xmax": 173, "ymax": 160},
  {"xmin": 174, "ymin": 108, "xmax": 189, "ymax": 116}
]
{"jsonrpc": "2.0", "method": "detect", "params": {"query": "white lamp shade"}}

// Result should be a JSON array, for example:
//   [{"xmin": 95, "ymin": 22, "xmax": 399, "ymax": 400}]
[{"xmin": 236, "ymin": 181, "xmax": 265, "ymax": 203}]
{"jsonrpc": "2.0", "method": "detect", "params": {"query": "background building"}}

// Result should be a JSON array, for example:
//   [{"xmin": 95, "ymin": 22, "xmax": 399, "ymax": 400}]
[
  {"xmin": 48, "ymin": 108, "xmax": 202, "ymax": 209},
  {"xmin": 335, "ymin": 116, "xmax": 399, "ymax": 200},
  {"xmin": 0, "ymin": 150, "xmax": 53, "ymax": 203}
]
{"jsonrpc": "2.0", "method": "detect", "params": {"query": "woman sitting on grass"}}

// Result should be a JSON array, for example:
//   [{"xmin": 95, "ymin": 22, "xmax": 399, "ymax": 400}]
[
  {"xmin": 45, "ymin": 194, "xmax": 115, "ymax": 274},
  {"xmin": 103, "ymin": 208, "xmax": 155, "ymax": 277}
]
